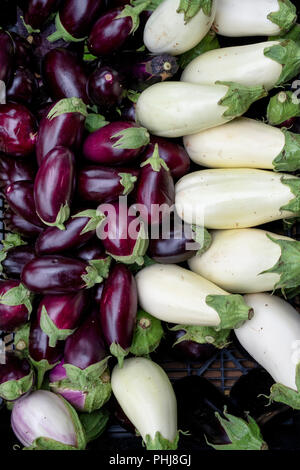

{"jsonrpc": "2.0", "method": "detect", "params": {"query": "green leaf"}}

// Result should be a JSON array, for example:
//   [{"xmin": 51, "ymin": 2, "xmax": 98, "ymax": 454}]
[
  {"xmin": 0, "ymin": 234, "xmax": 27, "ymax": 273},
  {"xmin": 40, "ymin": 305, "xmax": 75, "ymax": 348},
  {"xmin": 269, "ymin": 23, "xmax": 300, "ymax": 46},
  {"xmin": 47, "ymin": 97, "xmax": 88, "ymax": 121},
  {"xmin": 273, "ymin": 129, "xmax": 300, "ymax": 171},
  {"xmin": 0, "ymin": 368, "xmax": 34, "ymax": 401},
  {"xmin": 0, "ymin": 283, "xmax": 32, "ymax": 315},
  {"xmin": 264, "ymin": 40, "xmax": 300, "ymax": 86},
  {"xmin": 117, "ymin": 1, "xmax": 151, "ymax": 34},
  {"xmin": 39, "ymin": 202, "xmax": 70, "ymax": 230},
  {"xmin": 47, "ymin": 12, "xmax": 87, "ymax": 43},
  {"xmin": 206, "ymin": 294, "xmax": 253, "ymax": 330},
  {"xmin": 217, "ymin": 81, "xmax": 268, "ymax": 118},
  {"xmin": 267, "ymin": 0, "xmax": 297, "ymax": 34},
  {"xmin": 191, "ymin": 225, "xmax": 212, "ymax": 255},
  {"xmin": 145, "ymin": 431, "xmax": 180, "ymax": 450},
  {"xmin": 119, "ymin": 172, "xmax": 137, "ymax": 195},
  {"xmin": 111, "ymin": 126, "xmax": 150, "ymax": 150},
  {"xmin": 107, "ymin": 223, "xmax": 149, "ymax": 266},
  {"xmin": 267, "ymin": 90, "xmax": 300, "ymax": 125},
  {"xmin": 72, "ymin": 209, "xmax": 106, "ymax": 235},
  {"xmin": 280, "ymin": 176, "xmax": 300, "ymax": 214},
  {"xmin": 79, "ymin": 409, "xmax": 110, "ymax": 443},
  {"xmin": 64, "ymin": 359, "xmax": 110, "ymax": 389},
  {"xmin": 140, "ymin": 143, "xmax": 169, "ymax": 172},
  {"xmin": 130, "ymin": 310, "xmax": 164, "ymax": 356},
  {"xmin": 177, "ymin": 0, "xmax": 213, "ymax": 23},
  {"xmin": 178, "ymin": 30, "xmax": 220, "ymax": 69},
  {"xmin": 85, "ymin": 114, "xmax": 109, "ymax": 133},
  {"xmin": 171, "ymin": 324, "xmax": 230, "ymax": 349}
]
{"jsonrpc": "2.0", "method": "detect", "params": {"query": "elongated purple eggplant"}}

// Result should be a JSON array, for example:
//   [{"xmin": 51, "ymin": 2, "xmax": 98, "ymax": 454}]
[
  {"xmin": 47, "ymin": 0, "xmax": 103, "ymax": 43},
  {"xmin": 36, "ymin": 291, "xmax": 88, "ymax": 347},
  {"xmin": 87, "ymin": 66, "xmax": 123, "ymax": 108},
  {"xmin": 43, "ymin": 48, "xmax": 89, "ymax": 103},
  {"xmin": 83, "ymin": 121, "xmax": 149, "ymax": 165},
  {"xmin": 0, "ymin": 103, "xmax": 37, "ymax": 157},
  {"xmin": 6, "ymin": 67, "xmax": 38, "ymax": 105},
  {"xmin": 10, "ymin": 33, "xmax": 33, "ymax": 69},
  {"xmin": 0, "ymin": 234, "xmax": 35, "ymax": 279},
  {"xmin": 167, "ymin": 329, "xmax": 217, "ymax": 362},
  {"xmin": 75, "ymin": 238, "xmax": 106, "ymax": 262},
  {"xmin": 4, "ymin": 210, "xmax": 44, "ymax": 239},
  {"xmin": 36, "ymin": 98, "xmax": 87, "ymax": 166},
  {"xmin": 24, "ymin": 0, "xmax": 62, "ymax": 30},
  {"xmin": 21, "ymin": 255, "xmax": 107, "ymax": 294},
  {"xmin": 0, "ymin": 30, "xmax": 14, "ymax": 85},
  {"xmin": 100, "ymin": 264, "xmax": 137, "ymax": 366},
  {"xmin": 5, "ymin": 181, "xmax": 44, "ymax": 228},
  {"xmin": 136, "ymin": 144, "xmax": 175, "ymax": 226},
  {"xmin": 0, "ymin": 154, "xmax": 35, "ymax": 188},
  {"xmin": 0, "ymin": 352, "xmax": 34, "ymax": 401},
  {"xmin": 0, "ymin": 279, "xmax": 32, "ymax": 332},
  {"xmin": 34, "ymin": 147, "xmax": 75, "ymax": 229}
]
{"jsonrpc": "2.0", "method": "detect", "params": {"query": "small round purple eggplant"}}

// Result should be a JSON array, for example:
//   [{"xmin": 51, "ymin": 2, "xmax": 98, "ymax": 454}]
[
  {"xmin": 0, "ymin": 30, "xmax": 14, "ymax": 85},
  {"xmin": 24, "ymin": 0, "xmax": 62, "ymax": 30},
  {"xmin": 0, "ymin": 103, "xmax": 37, "ymax": 157},
  {"xmin": 43, "ymin": 48, "xmax": 89, "ymax": 104},
  {"xmin": 83, "ymin": 121, "xmax": 149, "ymax": 165},
  {"xmin": 100, "ymin": 264, "xmax": 137, "ymax": 366},
  {"xmin": 0, "ymin": 154, "xmax": 35, "ymax": 188},
  {"xmin": 5, "ymin": 181, "xmax": 44, "ymax": 228},
  {"xmin": 1, "ymin": 243, "xmax": 35, "ymax": 279},
  {"xmin": 168, "ymin": 329, "xmax": 217, "ymax": 362},
  {"xmin": 0, "ymin": 279, "xmax": 32, "ymax": 332},
  {"xmin": 6, "ymin": 67, "xmax": 38, "ymax": 105},
  {"xmin": 10, "ymin": 33, "xmax": 33, "ymax": 69},
  {"xmin": 4, "ymin": 210, "xmax": 44, "ymax": 239},
  {"xmin": 0, "ymin": 352, "xmax": 34, "ymax": 401},
  {"xmin": 87, "ymin": 66, "xmax": 123, "ymax": 108},
  {"xmin": 36, "ymin": 291, "xmax": 88, "ymax": 347},
  {"xmin": 34, "ymin": 146, "xmax": 75, "ymax": 229},
  {"xmin": 136, "ymin": 144, "xmax": 175, "ymax": 226}
]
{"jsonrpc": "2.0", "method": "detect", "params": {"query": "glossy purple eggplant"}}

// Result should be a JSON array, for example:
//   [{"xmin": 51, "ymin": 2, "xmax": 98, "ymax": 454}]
[
  {"xmin": 87, "ymin": 66, "xmax": 123, "ymax": 108},
  {"xmin": 24, "ymin": 0, "xmax": 62, "ymax": 30},
  {"xmin": 6, "ymin": 67, "xmax": 38, "ymax": 105},
  {"xmin": 75, "ymin": 238, "xmax": 106, "ymax": 262},
  {"xmin": 43, "ymin": 48, "xmax": 89, "ymax": 103},
  {"xmin": 168, "ymin": 329, "xmax": 217, "ymax": 362},
  {"xmin": 83, "ymin": 121, "xmax": 149, "ymax": 165},
  {"xmin": 0, "ymin": 154, "xmax": 35, "ymax": 188},
  {"xmin": 4, "ymin": 210, "xmax": 44, "ymax": 239},
  {"xmin": 5, "ymin": 181, "xmax": 44, "ymax": 228},
  {"xmin": 0, "ymin": 280, "xmax": 32, "ymax": 332},
  {"xmin": 0, "ymin": 103, "xmax": 37, "ymax": 157},
  {"xmin": 1, "ymin": 245, "xmax": 36, "ymax": 279},
  {"xmin": 100, "ymin": 264, "xmax": 137, "ymax": 366},
  {"xmin": 0, "ymin": 30, "xmax": 14, "ymax": 85},
  {"xmin": 34, "ymin": 147, "xmax": 75, "ymax": 229},
  {"xmin": 136, "ymin": 144, "xmax": 175, "ymax": 226},
  {"xmin": 0, "ymin": 352, "xmax": 34, "ymax": 401},
  {"xmin": 120, "ymin": 99, "xmax": 136, "ymax": 122},
  {"xmin": 10, "ymin": 33, "xmax": 33, "ymax": 69}
]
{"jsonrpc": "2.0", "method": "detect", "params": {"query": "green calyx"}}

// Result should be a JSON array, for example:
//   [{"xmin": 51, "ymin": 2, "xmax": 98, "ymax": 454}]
[
  {"xmin": 0, "ymin": 283, "xmax": 32, "ymax": 315},
  {"xmin": 110, "ymin": 343, "xmax": 129, "ymax": 368},
  {"xmin": 88, "ymin": 257, "xmax": 111, "ymax": 280},
  {"xmin": 81, "ymin": 256, "xmax": 111, "ymax": 289},
  {"xmin": 280, "ymin": 176, "xmax": 300, "ymax": 215},
  {"xmin": 269, "ymin": 22, "xmax": 300, "ymax": 45},
  {"xmin": 216, "ymin": 81, "xmax": 268, "ymax": 119},
  {"xmin": 83, "ymin": 41, "xmax": 97, "ymax": 62},
  {"xmin": 191, "ymin": 225, "xmax": 212, "ymax": 255},
  {"xmin": 126, "ymin": 89, "xmax": 141, "ymax": 103},
  {"xmin": 107, "ymin": 223, "xmax": 149, "ymax": 266},
  {"xmin": 129, "ymin": 254, "xmax": 156, "ymax": 275},
  {"xmin": 171, "ymin": 324, "xmax": 230, "ymax": 349},
  {"xmin": 47, "ymin": 12, "xmax": 87, "ymax": 43},
  {"xmin": 14, "ymin": 323, "xmax": 30, "ymax": 354},
  {"xmin": 119, "ymin": 172, "xmax": 137, "ymax": 195},
  {"xmin": 140, "ymin": 143, "xmax": 169, "ymax": 172},
  {"xmin": 268, "ymin": 0, "xmax": 297, "ymax": 34},
  {"xmin": 206, "ymin": 408, "xmax": 268, "ymax": 451},
  {"xmin": 267, "ymin": 90, "xmax": 300, "ymax": 126},
  {"xmin": 0, "ymin": 368, "xmax": 34, "ymax": 401},
  {"xmin": 25, "ymin": 438, "xmax": 79, "ymax": 451},
  {"xmin": 64, "ymin": 359, "xmax": 110, "ymax": 390},
  {"xmin": 72, "ymin": 209, "xmax": 106, "ymax": 235},
  {"xmin": 130, "ymin": 0, "xmax": 163, "ymax": 11},
  {"xmin": 130, "ymin": 310, "xmax": 164, "ymax": 356},
  {"xmin": 177, "ymin": 0, "xmax": 213, "ymax": 23},
  {"xmin": 20, "ymin": 16, "xmax": 40, "ymax": 34},
  {"xmin": 273, "ymin": 129, "xmax": 300, "ymax": 171},
  {"xmin": 85, "ymin": 114, "xmax": 109, "ymax": 133},
  {"xmin": 111, "ymin": 126, "xmax": 150, "ymax": 150},
  {"xmin": 264, "ymin": 40, "xmax": 300, "ymax": 86},
  {"xmin": 30, "ymin": 357, "xmax": 60, "ymax": 390},
  {"xmin": 79, "ymin": 409, "xmax": 109, "ymax": 442},
  {"xmin": 206, "ymin": 294, "xmax": 253, "ymax": 331},
  {"xmin": 268, "ymin": 363, "xmax": 300, "ymax": 409},
  {"xmin": 117, "ymin": 1, "xmax": 151, "ymax": 34},
  {"xmin": 178, "ymin": 30, "xmax": 220, "ymax": 69},
  {"xmin": 47, "ymin": 98, "xmax": 88, "ymax": 121},
  {"xmin": 40, "ymin": 203, "xmax": 70, "ymax": 231},
  {"xmin": 145, "ymin": 431, "xmax": 180, "ymax": 450},
  {"xmin": 40, "ymin": 305, "xmax": 76, "ymax": 348},
  {"xmin": 0, "ymin": 233, "xmax": 27, "ymax": 273}
]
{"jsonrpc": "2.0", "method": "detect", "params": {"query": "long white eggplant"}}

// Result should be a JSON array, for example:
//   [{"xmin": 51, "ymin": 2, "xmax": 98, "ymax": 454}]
[
  {"xmin": 188, "ymin": 228, "xmax": 300, "ymax": 293},
  {"xmin": 135, "ymin": 264, "xmax": 252, "ymax": 328},
  {"xmin": 143, "ymin": 0, "xmax": 217, "ymax": 56},
  {"xmin": 135, "ymin": 81, "xmax": 267, "ymax": 138},
  {"xmin": 175, "ymin": 169, "xmax": 300, "ymax": 228},
  {"xmin": 213, "ymin": 0, "xmax": 297, "ymax": 37},
  {"xmin": 235, "ymin": 294, "xmax": 300, "ymax": 408},
  {"xmin": 181, "ymin": 40, "xmax": 300, "ymax": 90},
  {"xmin": 183, "ymin": 117, "xmax": 300, "ymax": 172},
  {"xmin": 111, "ymin": 357, "xmax": 178, "ymax": 450}
]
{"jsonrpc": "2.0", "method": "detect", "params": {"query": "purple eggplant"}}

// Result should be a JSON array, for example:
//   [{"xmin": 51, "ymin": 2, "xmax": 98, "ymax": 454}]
[
  {"xmin": 0, "ymin": 103, "xmax": 37, "ymax": 157},
  {"xmin": 34, "ymin": 146, "xmax": 75, "ymax": 229},
  {"xmin": 0, "ymin": 279, "xmax": 32, "ymax": 332},
  {"xmin": 24, "ymin": 0, "xmax": 62, "ymax": 30},
  {"xmin": 168, "ymin": 329, "xmax": 217, "ymax": 362},
  {"xmin": 4, "ymin": 210, "xmax": 44, "ymax": 239},
  {"xmin": 0, "ymin": 154, "xmax": 35, "ymax": 188},
  {"xmin": 83, "ymin": 121, "xmax": 149, "ymax": 165},
  {"xmin": 5, "ymin": 181, "xmax": 44, "ymax": 228},
  {"xmin": 36, "ymin": 291, "xmax": 88, "ymax": 347},
  {"xmin": 87, "ymin": 66, "xmax": 124, "ymax": 108},
  {"xmin": 48, "ymin": 0, "xmax": 103, "ymax": 43},
  {"xmin": 21, "ymin": 255, "xmax": 107, "ymax": 294},
  {"xmin": 6, "ymin": 67, "xmax": 38, "ymax": 105},
  {"xmin": 10, "ymin": 33, "xmax": 33, "ymax": 69},
  {"xmin": 0, "ymin": 352, "xmax": 34, "ymax": 401},
  {"xmin": 43, "ymin": 48, "xmax": 89, "ymax": 104},
  {"xmin": 120, "ymin": 99, "xmax": 136, "ymax": 122},
  {"xmin": 100, "ymin": 264, "xmax": 137, "ymax": 366},
  {"xmin": 142, "ymin": 136, "xmax": 190, "ymax": 180},
  {"xmin": 1, "ymin": 240, "xmax": 35, "ymax": 279},
  {"xmin": 136, "ymin": 144, "xmax": 175, "ymax": 226},
  {"xmin": 75, "ymin": 238, "xmax": 106, "ymax": 262},
  {"xmin": 0, "ymin": 30, "xmax": 14, "ymax": 85}
]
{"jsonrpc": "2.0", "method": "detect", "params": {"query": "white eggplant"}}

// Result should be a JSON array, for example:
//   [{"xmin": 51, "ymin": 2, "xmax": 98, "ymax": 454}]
[
  {"xmin": 175, "ymin": 169, "xmax": 300, "ymax": 228},
  {"xmin": 135, "ymin": 264, "xmax": 252, "ymax": 329},
  {"xmin": 213, "ymin": 0, "xmax": 297, "ymax": 37},
  {"xmin": 111, "ymin": 357, "xmax": 178, "ymax": 450},
  {"xmin": 135, "ymin": 81, "xmax": 267, "ymax": 138},
  {"xmin": 183, "ymin": 117, "xmax": 300, "ymax": 172},
  {"xmin": 188, "ymin": 228, "xmax": 300, "ymax": 293},
  {"xmin": 181, "ymin": 40, "xmax": 300, "ymax": 90},
  {"xmin": 143, "ymin": 0, "xmax": 217, "ymax": 56}
]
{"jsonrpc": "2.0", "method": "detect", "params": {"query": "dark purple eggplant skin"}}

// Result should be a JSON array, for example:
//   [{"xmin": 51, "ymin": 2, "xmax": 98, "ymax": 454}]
[
  {"xmin": 10, "ymin": 33, "xmax": 33, "ymax": 69},
  {"xmin": 167, "ymin": 329, "xmax": 217, "ymax": 362},
  {"xmin": 64, "ymin": 310, "xmax": 107, "ymax": 370},
  {"xmin": 1, "ymin": 1, "xmax": 17, "ymax": 29},
  {"xmin": 87, "ymin": 66, "xmax": 123, "ymax": 108},
  {"xmin": 6, "ymin": 67, "xmax": 38, "ymax": 105},
  {"xmin": 83, "ymin": 122, "xmax": 146, "ymax": 165},
  {"xmin": 120, "ymin": 99, "xmax": 136, "ymax": 122},
  {"xmin": 35, "ymin": 215, "xmax": 96, "ymax": 255},
  {"xmin": 4, "ymin": 209, "xmax": 44, "ymax": 239},
  {"xmin": 109, "ymin": 397, "xmax": 136, "ymax": 434},
  {"xmin": 58, "ymin": 0, "xmax": 103, "ymax": 39},
  {"xmin": 5, "ymin": 181, "xmax": 44, "ymax": 228},
  {"xmin": 0, "ymin": 352, "xmax": 32, "ymax": 386},
  {"xmin": 75, "ymin": 237, "xmax": 106, "ymax": 262},
  {"xmin": 29, "ymin": 316, "xmax": 63, "ymax": 363},
  {"xmin": 34, "ymin": 146, "xmax": 75, "ymax": 226},
  {"xmin": 0, "ymin": 154, "xmax": 36, "ymax": 188},
  {"xmin": 0, "ymin": 103, "xmax": 37, "ymax": 157},
  {"xmin": 25, "ymin": 0, "xmax": 62, "ymax": 30},
  {"xmin": 2, "ymin": 245, "xmax": 36, "ymax": 279},
  {"xmin": 0, "ymin": 31, "xmax": 14, "ymax": 85},
  {"xmin": 87, "ymin": 8, "xmax": 133, "ymax": 56},
  {"xmin": 0, "ymin": 280, "xmax": 30, "ymax": 332},
  {"xmin": 21, "ymin": 255, "xmax": 94, "ymax": 294},
  {"xmin": 142, "ymin": 136, "xmax": 190, "ymax": 180},
  {"xmin": 100, "ymin": 264, "xmax": 137, "ymax": 351},
  {"xmin": 43, "ymin": 48, "xmax": 89, "ymax": 104}
]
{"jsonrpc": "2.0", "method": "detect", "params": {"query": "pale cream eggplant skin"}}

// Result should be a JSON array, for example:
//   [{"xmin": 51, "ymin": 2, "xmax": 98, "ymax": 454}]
[
  {"xmin": 183, "ymin": 118, "xmax": 285, "ymax": 170},
  {"xmin": 188, "ymin": 228, "xmax": 292, "ymax": 293},
  {"xmin": 143, "ymin": 0, "xmax": 217, "ymax": 56},
  {"xmin": 235, "ymin": 294, "xmax": 300, "ymax": 391},
  {"xmin": 181, "ymin": 41, "xmax": 282, "ymax": 90},
  {"xmin": 213, "ymin": 0, "xmax": 296, "ymax": 37},
  {"xmin": 111, "ymin": 357, "xmax": 178, "ymax": 449},
  {"xmin": 175, "ymin": 169, "xmax": 299, "ymax": 228}
]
